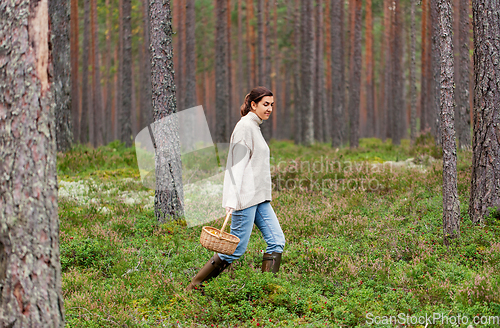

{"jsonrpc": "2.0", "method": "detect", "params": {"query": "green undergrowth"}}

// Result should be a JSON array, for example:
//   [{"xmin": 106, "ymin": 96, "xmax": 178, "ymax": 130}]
[{"xmin": 58, "ymin": 137, "xmax": 500, "ymax": 327}]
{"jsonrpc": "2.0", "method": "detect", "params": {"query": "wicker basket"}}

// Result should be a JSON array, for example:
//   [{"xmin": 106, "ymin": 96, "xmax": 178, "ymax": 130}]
[{"xmin": 200, "ymin": 212, "xmax": 240, "ymax": 255}]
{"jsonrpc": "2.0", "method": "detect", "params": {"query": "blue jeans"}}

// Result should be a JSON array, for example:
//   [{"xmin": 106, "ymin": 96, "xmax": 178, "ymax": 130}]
[{"xmin": 218, "ymin": 200, "xmax": 286, "ymax": 264}]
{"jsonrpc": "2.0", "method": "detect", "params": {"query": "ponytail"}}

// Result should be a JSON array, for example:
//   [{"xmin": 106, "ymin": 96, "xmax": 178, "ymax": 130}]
[{"xmin": 240, "ymin": 86, "xmax": 273, "ymax": 117}]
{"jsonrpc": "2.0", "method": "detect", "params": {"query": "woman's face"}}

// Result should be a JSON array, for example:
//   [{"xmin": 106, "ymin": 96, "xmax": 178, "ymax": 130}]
[{"xmin": 251, "ymin": 96, "xmax": 274, "ymax": 120}]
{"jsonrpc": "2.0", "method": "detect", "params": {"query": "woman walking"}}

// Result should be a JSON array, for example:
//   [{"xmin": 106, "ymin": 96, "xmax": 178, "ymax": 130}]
[{"xmin": 186, "ymin": 86, "xmax": 286, "ymax": 291}]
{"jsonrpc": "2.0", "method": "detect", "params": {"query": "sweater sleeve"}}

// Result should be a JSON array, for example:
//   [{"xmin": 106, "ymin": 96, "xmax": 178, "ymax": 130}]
[{"xmin": 222, "ymin": 125, "xmax": 253, "ymax": 209}]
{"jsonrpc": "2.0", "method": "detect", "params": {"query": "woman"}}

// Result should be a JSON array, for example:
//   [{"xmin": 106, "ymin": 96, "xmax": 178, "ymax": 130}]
[{"xmin": 186, "ymin": 86, "xmax": 286, "ymax": 291}]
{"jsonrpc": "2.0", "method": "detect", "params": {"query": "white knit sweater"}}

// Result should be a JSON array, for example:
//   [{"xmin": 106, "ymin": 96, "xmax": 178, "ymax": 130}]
[{"xmin": 222, "ymin": 111, "xmax": 272, "ymax": 211}]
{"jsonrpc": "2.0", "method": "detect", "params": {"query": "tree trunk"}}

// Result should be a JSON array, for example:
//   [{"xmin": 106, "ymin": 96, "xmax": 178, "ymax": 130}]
[
  {"xmin": 293, "ymin": 0, "xmax": 302, "ymax": 145},
  {"xmin": 237, "ymin": 0, "xmax": 243, "ymax": 111},
  {"xmin": 382, "ymin": 0, "xmax": 392, "ymax": 141},
  {"xmin": 215, "ymin": 0, "xmax": 229, "ymax": 143},
  {"xmin": 301, "ymin": 0, "xmax": 315, "ymax": 146},
  {"xmin": 149, "ymin": 0, "xmax": 184, "ymax": 222},
  {"xmin": 105, "ymin": 0, "xmax": 113, "ymax": 143},
  {"xmin": 227, "ymin": 0, "xmax": 234, "ymax": 138},
  {"xmin": 0, "ymin": 0, "xmax": 65, "ymax": 324},
  {"xmin": 330, "ymin": 0, "xmax": 345, "ymax": 147},
  {"xmin": 70, "ymin": 0, "xmax": 80, "ymax": 143},
  {"xmin": 80, "ymin": 0, "xmax": 91, "ymax": 144},
  {"xmin": 325, "ymin": 0, "xmax": 332, "ymax": 133},
  {"xmin": 410, "ymin": 0, "xmax": 417, "ymax": 144},
  {"xmin": 438, "ymin": 0, "xmax": 460, "ymax": 244},
  {"xmin": 115, "ymin": 0, "xmax": 123, "ymax": 141},
  {"xmin": 391, "ymin": 0, "xmax": 404, "ymax": 145},
  {"xmin": 176, "ymin": 0, "xmax": 185, "ymax": 113},
  {"xmin": 314, "ymin": 0, "xmax": 324, "ymax": 142},
  {"xmin": 456, "ymin": 0, "xmax": 471, "ymax": 149},
  {"xmin": 420, "ymin": 0, "xmax": 429, "ymax": 132},
  {"xmin": 50, "ymin": 0, "xmax": 73, "ymax": 152},
  {"xmin": 120, "ymin": 0, "xmax": 133, "ymax": 147},
  {"xmin": 257, "ymin": 0, "xmax": 264, "ymax": 86},
  {"xmin": 365, "ymin": 0, "xmax": 374, "ymax": 138},
  {"xmin": 91, "ymin": 0, "xmax": 103, "ymax": 147},
  {"xmin": 469, "ymin": 0, "xmax": 500, "ymax": 224},
  {"xmin": 430, "ymin": 0, "xmax": 441, "ymax": 143},
  {"xmin": 140, "ymin": 0, "xmax": 152, "ymax": 130},
  {"xmin": 272, "ymin": 0, "xmax": 279, "ymax": 139},
  {"xmin": 184, "ymin": 0, "xmax": 196, "ymax": 149},
  {"xmin": 246, "ymin": 0, "xmax": 256, "ymax": 89},
  {"xmin": 348, "ymin": 0, "xmax": 362, "ymax": 148}
]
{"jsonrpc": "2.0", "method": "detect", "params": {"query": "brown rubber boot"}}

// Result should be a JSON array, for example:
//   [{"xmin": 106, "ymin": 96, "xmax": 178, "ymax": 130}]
[
  {"xmin": 186, "ymin": 253, "xmax": 231, "ymax": 292},
  {"xmin": 261, "ymin": 252, "xmax": 282, "ymax": 274}
]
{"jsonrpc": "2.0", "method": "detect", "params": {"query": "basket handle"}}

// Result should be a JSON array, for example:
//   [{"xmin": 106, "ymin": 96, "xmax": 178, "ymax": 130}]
[{"xmin": 218, "ymin": 211, "xmax": 232, "ymax": 239}]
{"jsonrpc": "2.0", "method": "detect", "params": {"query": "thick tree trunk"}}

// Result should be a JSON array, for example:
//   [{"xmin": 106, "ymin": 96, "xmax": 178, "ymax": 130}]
[
  {"xmin": 70, "ymin": 0, "xmax": 80, "ymax": 143},
  {"xmin": 410, "ymin": 0, "xmax": 417, "ymax": 144},
  {"xmin": 91, "ymin": 0, "xmax": 103, "ymax": 147},
  {"xmin": 50, "ymin": 0, "xmax": 73, "ymax": 152},
  {"xmin": 0, "ymin": 0, "xmax": 65, "ymax": 324},
  {"xmin": 348, "ymin": 0, "xmax": 362, "ymax": 148},
  {"xmin": 120, "ymin": 0, "xmax": 133, "ymax": 146},
  {"xmin": 469, "ymin": 0, "xmax": 500, "ymax": 224},
  {"xmin": 301, "ymin": 0, "xmax": 315, "ymax": 146},
  {"xmin": 456, "ymin": 0, "xmax": 471, "ymax": 149},
  {"xmin": 149, "ymin": 0, "xmax": 184, "ymax": 222},
  {"xmin": 293, "ymin": 0, "xmax": 302, "ymax": 145},
  {"xmin": 438, "ymin": 0, "xmax": 460, "ymax": 244},
  {"xmin": 80, "ymin": 0, "xmax": 91, "ymax": 144},
  {"xmin": 330, "ymin": 0, "xmax": 345, "ymax": 147},
  {"xmin": 365, "ymin": 0, "xmax": 374, "ymax": 138},
  {"xmin": 215, "ymin": 0, "xmax": 229, "ymax": 143}
]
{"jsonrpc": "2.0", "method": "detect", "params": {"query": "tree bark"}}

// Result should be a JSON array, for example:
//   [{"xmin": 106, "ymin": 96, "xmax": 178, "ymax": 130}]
[
  {"xmin": 80, "ymin": 0, "xmax": 91, "ymax": 144},
  {"xmin": 430, "ymin": 0, "xmax": 441, "ymax": 143},
  {"xmin": 50, "ymin": 0, "xmax": 73, "ymax": 152},
  {"xmin": 330, "ymin": 0, "xmax": 345, "ymax": 147},
  {"xmin": 227, "ymin": 0, "xmax": 234, "ymax": 138},
  {"xmin": 215, "ymin": 0, "xmax": 229, "ymax": 143},
  {"xmin": 301, "ymin": 0, "xmax": 315, "ymax": 146},
  {"xmin": 391, "ymin": 0, "xmax": 404, "ymax": 145},
  {"xmin": 420, "ymin": 0, "xmax": 429, "ymax": 133},
  {"xmin": 91, "ymin": 0, "xmax": 103, "ymax": 147},
  {"xmin": 140, "ymin": 0, "xmax": 153, "ymax": 130},
  {"xmin": 410, "ymin": 0, "xmax": 417, "ymax": 144},
  {"xmin": 456, "ymin": 0, "xmax": 471, "ymax": 149},
  {"xmin": 120, "ymin": 0, "xmax": 133, "ymax": 147},
  {"xmin": 261, "ymin": 0, "xmax": 273, "ymax": 141},
  {"xmin": 149, "ymin": 0, "xmax": 184, "ymax": 222},
  {"xmin": 0, "ymin": 0, "xmax": 65, "ymax": 324},
  {"xmin": 293, "ymin": 0, "xmax": 302, "ymax": 145},
  {"xmin": 438, "ymin": 0, "xmax": 460, "ymax": 244},
  {"xmin": 314, "ymin": 0, "xmax": 324, "ymax": 142},
  {"xmin": 469, "ymin": 0, "xmax": 500, "ymax": 224},
  {"xmin": 348, "ymin": 0, "xmax": 362, "ymax": 148},
  {"xmin": 365, "ymin": 0, "xmax": 374, "ymax": 138},
  {"xmin": 70, "ymin": 0, "xmax": 80, "ymax": 143},
  {"xmin": 246, "ymin": 0, "xmax": 256, "ymax": 89},
  {"xmin": 105, "ymin": 0, "xmax": 113, "ymax": 143}
]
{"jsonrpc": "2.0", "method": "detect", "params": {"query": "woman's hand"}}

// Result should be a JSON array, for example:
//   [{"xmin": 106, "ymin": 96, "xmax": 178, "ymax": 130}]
[{"xmin": 225, "ymin": 207, "xmax": 234, "ymax": 215}]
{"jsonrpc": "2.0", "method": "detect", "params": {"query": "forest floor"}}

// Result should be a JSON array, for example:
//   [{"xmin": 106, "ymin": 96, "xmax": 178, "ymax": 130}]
[{"xmin": 57, "ymin": 136, "xmax": 500, "ymax": 327}]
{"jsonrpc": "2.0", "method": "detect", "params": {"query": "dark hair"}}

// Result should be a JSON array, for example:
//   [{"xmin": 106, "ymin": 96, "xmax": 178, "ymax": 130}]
[{"xmin": 240, "ymin": 86, "xmax": 273, "ymax": 117}]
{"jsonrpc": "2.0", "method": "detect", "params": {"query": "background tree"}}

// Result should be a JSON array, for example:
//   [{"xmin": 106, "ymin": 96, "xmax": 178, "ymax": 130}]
[
  {"xmin": 455, "ymin": 0, "xmax": 471, "ymax": 149},
  {"xmin": 0, "ymin": 0, "xmax": 65, "ymax": 324},
  {"xmin": 70, "ymin": 0, "xmax": 79, "ymax": 142},
  {"xmin": 91, "ymin": 0, "xmax": 104, "ymax": 147},
  {"xmin": 364, "ymin": 0, "xmax": 375, "ymax": 139},
  {"xmin": 293, "ymin": 0, "xmax": 302, "ymax": 145},
  {"xmin": 301, "ymin": 0, "xmax": 315, "ymax": 146},
  {"xmin": 409, "ymin": 0, "xmax": 417, "ymax": 143},
  {"xmin": 80, "ymin": 0, "xmax": 91, "ymax": 144},
  {"xmin": 348, "ymin": 0, "xmax": 362, "ymax": 148},
  {"xmin": 330, "ymin": 0, "xmax": 345, "ymax": 147},
  {"xmin": 438, "ymin": 0, "xmax": 460, "ymax": 244},
  {"xmin": 469, "ymin": 0, "xmax": 500, "ymax": 224},
  {"xmin": 120, "ymin": 0, "xmax": 133, "ymax": 147},
  {"xmin": 50, "ymin": 0, "xmax": 73, "ymax": 152},
  {"xmin": 150, "ymin": 0, "xmax": 184, "ymax": 222},
  {"xmin": 215, "ymin": 0, "xmax": 229, "ymax": 143}
]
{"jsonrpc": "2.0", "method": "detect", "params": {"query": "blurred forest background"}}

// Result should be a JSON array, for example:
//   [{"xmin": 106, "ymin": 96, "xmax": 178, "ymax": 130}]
[{"xmin": 69, "ymin": 0, "xmax": 472, "ymax": 149}]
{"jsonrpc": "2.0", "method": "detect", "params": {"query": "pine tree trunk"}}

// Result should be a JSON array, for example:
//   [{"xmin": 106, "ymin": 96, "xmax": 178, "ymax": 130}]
[
  {"xmin": 120, "ymin": 0, "xmax": 133, "ymax": 147},
  {"xmin": 91, "ymin": 0, "xmax": 103, "ymax": 147},
  {"xmin": 430, "ymin": 0, "xmax": 441, "ymax": 143},
  {"xmin": 257, "ymin": 0, "xmax": 264, "ymax": 86},
  {"xmin": 247, "ymin": 0, "xmax": 256, "ymax": 89},
  {"xmin": 70, "ymin": 0, "xmax": 80, "ymax": 142},
  {"xmin": 0, "ymin": 0, "xmax": 65, "ymax": 324},
  {"xmin": 105, "ymin": 0, "xmax": 113, "ymax": 143},
  {"xmin": 325, "ymin": 0, "xmax": 332, "ymax": 132},
  {"xmin": 215, "ymin": 0, "xmax": 229, "ymax": 143},
  {"xmin": 469, "ymin": 0, "xmax": 500, "ymax": 224},
  {"xmin": 184, "ymin": 0, "xmax": 196, "ymax": 149},
  {"xmin": 391, "ymin": 0, "xmax": 404, "ymax": 145},
  {"xmin": 438, "ymin": 0, "xmax": 460, "ymax": 244},
  {"xmin": 365, "ymin": 0, "xmax": 374, "ymax": 138},
  {"xmin": 140, "ymin": 0, "xmax": 152, "ymax": 130},
  {"xmin": 81, "ymin": 0, "xmax": 91, "ymax": 145},
  {"xmin": 301, "ymin": 0, "xmax": 315, "ymax": 146},
  {"xmin": 293, "ymin": 0, "xmax": 302, "ymax": 145},
  {"xmin": 420, "ymin": 0, "xmax": 429, "ymax": 132},
  {"xmin": 348, "ymin": 0, "xmax": 362, "ymax": 148},
  {"xmin": 272, "ymin": 0, "xmax": 279, "ymax": 139},
  {"xmin": 50, "ymin": 0, "xmax": 73, "ymax": 152},
  {"xmin": 237, "ymin": 0, "xmax": 243, "ymax": 110},
  {"xmin": 115, "ymin": 0, "xmax": 123, "ymax": 141},
  {"xmin": 456, "ymin": 0, "xmax": 471, "ymax": 149},
  {"xmin": 227, "ymin": 0, "xmax": 234, "ymax": 138},
  {"xmin": 382, "ymin": 0, "xmax": 392, "ymax": 140},
  {"xmin": 314, "ymin": 0, "xmax": 324, "ymax": 143},
  {"xmin": 410, "ymin": 0, "xmax": 417, "ymax": 144},
  {"xmin": 149, "ymin": 0, "xmax": 184, "ymax": 222},
  {"xmin": 330, "ymin": 0, "xmax": 345, "ymax": 147},
  {"xmin": 177, "ymin": 0, "xmax": 185, "ymax": 112}
]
